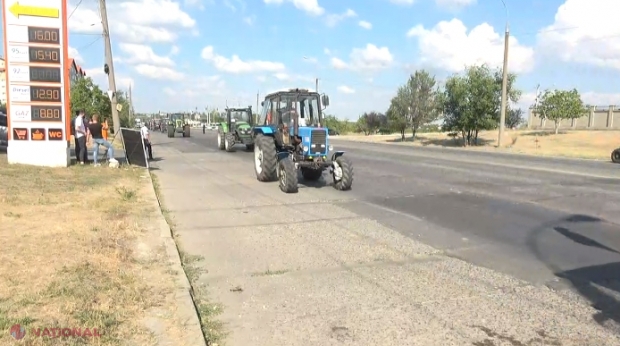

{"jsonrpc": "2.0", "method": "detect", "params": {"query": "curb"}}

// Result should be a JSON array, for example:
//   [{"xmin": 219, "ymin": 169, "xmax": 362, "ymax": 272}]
[{"xmin": 145, "ymin": 172, "xmax": 207, "ymax": 346}]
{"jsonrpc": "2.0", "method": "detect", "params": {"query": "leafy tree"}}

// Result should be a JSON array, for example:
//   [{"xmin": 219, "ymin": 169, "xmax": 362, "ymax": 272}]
[
  {"xmin": 70, "ymin": 77, "xmax": 109, "ymax": 119},
  {"xmin": 398, "ymin": 70, "xmax": 442, "ymax": 140},
  {"xmin": 535, "ymin": 88, "xmax": 585, "ymax": 134},
  {"xmin": 357, "ymin": 112, "xmax": 386, "ymax": 135},
  {"xmin": 506, "ymin": 108, "xmax": 525, "ymax": 129},
  {"xmin": 386, "ymin": 87, "xmax": 409, "ymax": 140},
  {"xmin": 442, "ymin": 64, "xmax": 521, "ymax": 146}
]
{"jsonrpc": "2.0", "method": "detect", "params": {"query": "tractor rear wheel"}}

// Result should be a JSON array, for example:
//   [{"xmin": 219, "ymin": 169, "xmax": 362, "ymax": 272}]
[
  {"xmin": 301, "ymin": 167, "xmax": 323, "ymax": 181},
  {"xmin": 278, "ymin": 157, "xmax": 298, "ymax": 193},
  {"xmin": 332, "ymin": 156, "xmax": 353, "ymax": 191},
  {"xmin": 217, "ymin": 132, "xmax": 225, "ymax": 150},
  {"xmin": 254, "ymin": 134, "xmax": 277, "ymax": 182},
  {"xmin": 612, "ymin": 149, "xmax": 620, "ymax": 163},
  {"xmin": 224, "ymin": 133, "xmax": 235, "ymax": 152}
]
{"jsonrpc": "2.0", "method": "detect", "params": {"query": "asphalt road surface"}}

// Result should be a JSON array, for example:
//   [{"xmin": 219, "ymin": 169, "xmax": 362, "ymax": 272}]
[{"xmin": 151, "ymin": 129, "xmax": 620, "ymax": 346}]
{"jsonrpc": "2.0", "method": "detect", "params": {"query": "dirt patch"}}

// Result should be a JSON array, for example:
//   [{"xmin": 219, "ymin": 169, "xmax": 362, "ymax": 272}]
[
  {"xmin": 337, "ymin": 130, "xmax": 620, "ymax": 160},
  {"xmin": 0, "ymin": 155, "xmax": 189, "ymax": 345}
]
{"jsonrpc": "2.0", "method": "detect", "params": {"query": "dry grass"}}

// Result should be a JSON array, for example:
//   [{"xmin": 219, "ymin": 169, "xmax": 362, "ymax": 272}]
[
  {"xmin": 338, "ymin": 130, "xmax": 620, "ymax": 160},
  {"xmin": 0, "ymin": 155, "xmax": 187, "ymax": 345}
]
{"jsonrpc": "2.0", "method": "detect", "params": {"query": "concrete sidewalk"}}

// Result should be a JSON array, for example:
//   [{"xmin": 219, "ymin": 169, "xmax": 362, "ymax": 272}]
[{"xmin": 152, "ymin": 138, "xmax": 619, "ymax": 346}]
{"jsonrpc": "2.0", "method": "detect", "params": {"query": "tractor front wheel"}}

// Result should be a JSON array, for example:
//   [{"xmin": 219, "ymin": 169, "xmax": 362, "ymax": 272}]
[
  {"xmin": 167, "ymin": 126, "xmax": 174, "ymax": 138},
  {"xmin": 224, "ymin": 133, "xmax": 235, "ymax": 152},
  {"xmin": 332, "ymin": 156, "xmax": 353, "ymax": 191},
  {"xmin": 301, "ymin": 167, "xmax": 323, "ymax": 181},
  {"xmin": 254, "ymin": 134, "xmax": 277, "ymax": 182},
  {"xmin": 183, "ymin": 125, "xmax": 190, "ymax": 137},
  {"xmin": 217, "ymin": 132, "xmax": 225, "ymax": 150},
  {"xmin": 278, "ymin": 157, "xmax": 298, "ymax": 193}
]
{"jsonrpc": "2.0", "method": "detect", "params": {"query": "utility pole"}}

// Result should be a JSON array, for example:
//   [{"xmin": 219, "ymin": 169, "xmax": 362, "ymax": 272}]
[
  {"xmin": 256, "ymin": 91, "xmax": 259, "ymax": 123},
  {"xmin": 497, "ymin": 0, "xmax": 509, "ymax": 147},
  {"xmin": 99, "ymin": 0, "xmax": 121, "ymax": 135}
]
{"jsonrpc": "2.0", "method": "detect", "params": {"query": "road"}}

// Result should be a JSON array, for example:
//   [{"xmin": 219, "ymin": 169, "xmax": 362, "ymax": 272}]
[{"xmin": 151, "ymin": 130, "xmax": 620, "ymax": 346}]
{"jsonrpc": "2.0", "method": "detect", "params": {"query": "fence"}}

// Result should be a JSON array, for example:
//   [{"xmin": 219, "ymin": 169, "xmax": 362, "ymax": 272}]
[{"xmin": 528, "ymin": 105, "xmax": 620, "ymax": 130}]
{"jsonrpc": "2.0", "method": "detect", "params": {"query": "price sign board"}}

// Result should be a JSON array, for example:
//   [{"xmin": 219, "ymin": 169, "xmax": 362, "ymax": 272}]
[{"xmin": 2, "ymin": 0, "xmax": 71, "ymax": 167}]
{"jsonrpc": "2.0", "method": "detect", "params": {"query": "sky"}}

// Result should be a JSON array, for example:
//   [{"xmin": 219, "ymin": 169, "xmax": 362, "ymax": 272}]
[{"xmin": 3, "ymin": 0, "xmax": 620, "ymax": 119}]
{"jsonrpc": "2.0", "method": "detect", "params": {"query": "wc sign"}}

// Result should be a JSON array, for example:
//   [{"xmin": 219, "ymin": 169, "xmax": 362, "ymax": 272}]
[{"xmin": 48, "ymin": 128, "xmax": 63, "ymax": 140}]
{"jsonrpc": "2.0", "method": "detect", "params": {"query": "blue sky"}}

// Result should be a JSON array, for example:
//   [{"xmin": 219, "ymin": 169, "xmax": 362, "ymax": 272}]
[{"xmin": 3, "ymin": 0, "xmax": 619, "ymax": 119}]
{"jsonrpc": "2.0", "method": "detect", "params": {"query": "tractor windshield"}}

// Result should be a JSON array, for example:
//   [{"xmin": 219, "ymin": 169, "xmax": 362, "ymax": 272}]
[
  {"xmin": 278, "ymin": 94, "xmax": 320, "ymax": 126},
  {"xmin": 230, "ymin": 110, "xmax": 251, "ymax": 123}
]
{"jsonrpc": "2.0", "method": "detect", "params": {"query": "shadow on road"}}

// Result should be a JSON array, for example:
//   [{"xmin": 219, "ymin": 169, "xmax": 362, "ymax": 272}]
[{"xmin": 528, "ymin": 214, "xmax": 620, "ymax": 330}]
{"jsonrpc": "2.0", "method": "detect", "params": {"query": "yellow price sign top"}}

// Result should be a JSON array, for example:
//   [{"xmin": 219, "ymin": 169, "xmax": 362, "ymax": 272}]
[{"xmin": 9, "ymin": 2, "xmax": 59, "ymax": 18}]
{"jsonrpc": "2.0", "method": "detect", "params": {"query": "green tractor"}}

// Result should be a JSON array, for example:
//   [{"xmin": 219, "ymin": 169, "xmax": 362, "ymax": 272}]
[
  {"xmin": 167, "ymin": 113, "xmax": 191, "ymax": 138},
  {"xmin": 217, "ymin": 106, "xmax": 254, "ymax": 152}
]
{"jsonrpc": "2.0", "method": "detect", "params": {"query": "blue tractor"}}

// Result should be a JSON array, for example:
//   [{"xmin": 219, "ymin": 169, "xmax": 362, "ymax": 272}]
[{"xmin": 252, "ymin": 88, "xmax": 353, "ymax": 193}]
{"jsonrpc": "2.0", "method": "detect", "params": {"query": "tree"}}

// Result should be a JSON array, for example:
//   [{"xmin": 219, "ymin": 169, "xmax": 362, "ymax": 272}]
[
  {"xmin": 386, "ymin": 87, "xmax": 408, "ymax": 141},
  {"xmin": 357, "ymin": 112, "xmax": 386, "ymax": 135},
  {"xmin": 398, "ymin": 70, "xmax": 443, "ymax": 140},
  {"xmin": 442, "ymin": 64, "xmax": 521, "ymax": 146},
  {"xmin": 535, "ymin": 88, "xmax": 585, "ymax": 134},
  {"xmin": 506, "ymin": 108, "xmax": 525, "ymax": 129}
]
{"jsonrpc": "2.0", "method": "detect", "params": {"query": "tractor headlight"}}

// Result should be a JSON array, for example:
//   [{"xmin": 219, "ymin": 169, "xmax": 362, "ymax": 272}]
[{"xmin": 303, "ymin": 146, "xmax": 309, "ymax": 152}]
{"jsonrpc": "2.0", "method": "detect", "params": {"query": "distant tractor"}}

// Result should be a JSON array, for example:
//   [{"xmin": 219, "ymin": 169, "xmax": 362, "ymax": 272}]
[
  {"xmin": 252, "ymin": 88, "xmax": 353, "ymax": 193},
  {"xmin": 217, "ymin": 106, "xmax": 254, "ymax": 152},
  {"xmin": 167, "ymin": 113, "xmax": 191, "ymax": 138}
]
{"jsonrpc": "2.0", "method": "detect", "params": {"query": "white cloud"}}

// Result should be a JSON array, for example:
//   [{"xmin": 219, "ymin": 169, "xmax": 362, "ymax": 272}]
[
  {"xmin": 201, "ymin": 46, "xmax": 286, "ymax": 73},
  {"xmin": 68, "ymin": 46, "xmax": 84, "ymax": 64},
  {"xmin": 337, "ymin": 85, "xmax": 355, "ymax": 94},
  {"xmin": 407, "ymin": 19, "xmax": 535, "ymax": 73},
  {"xmin": 331, "ymin": 44, "xmax": 394, "ymax": 71},
  {"xmin": 134, "ymin": 64, "xmax": 184, "ymax": 80},
  {"xmin": 274, "ymin": 73, "xmax": 291, "ymax": 81},
  {"xmin": 118, "ymin": 43, "xmax": 175, "ymax": 67},
  {"xmin": 581, "ymin": 92, "xmax": 620, "ymax": 106},
  {"xmin": 263, "ymin": 0, "xmax": 324, "ymax": 15},
  {"xmin": 536, "ymin": 0, "xmax": 620, "ymax": 71},
  {"xmin": 68, "ymin": 0, "xmax": 197, "ymax": 44},
  {"xmin": 434, "ymin": 0, "xmax": 477, "ymax": 9},
  {"xmin": 325, "ymin": 9, "xmax": 356, "ymax": 27},
  {"xmin": 358, "ymin": 20, "xmax": 372, "ymax": 30},
  {"xmin": 324, "ymin": 48, "xmax": 331, "ymax": 55},
  {"xmin": 170, "ymin": 45, "xmax": 180, "ymax": 55},
  {"xmin": 83, "ymin": 68, "xmax": 134, "ymax": 91}
]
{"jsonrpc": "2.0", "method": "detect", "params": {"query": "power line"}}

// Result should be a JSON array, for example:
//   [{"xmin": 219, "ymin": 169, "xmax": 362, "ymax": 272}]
[{"xmin": 68, "ymin": 0, "xmax": 84, "ymax": 20}]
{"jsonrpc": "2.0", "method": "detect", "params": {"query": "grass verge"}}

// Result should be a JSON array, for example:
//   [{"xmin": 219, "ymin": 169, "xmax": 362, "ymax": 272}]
[
  {"xmin": 150, "ymin": 173, "xmax": 226, "ymax": 345},
  {"xmin": 337, "ymin": 130, "xmax": 618, "ymax": 160},
  {"xmin": 0, "ymin": 155, "xmax": 183, "ymax": 345}
]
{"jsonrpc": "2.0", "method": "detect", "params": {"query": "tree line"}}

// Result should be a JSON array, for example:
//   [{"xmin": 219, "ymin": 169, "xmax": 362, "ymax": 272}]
[{"xmin": 327, "ymin": 64, "xmax": 587, "ymax": 144}]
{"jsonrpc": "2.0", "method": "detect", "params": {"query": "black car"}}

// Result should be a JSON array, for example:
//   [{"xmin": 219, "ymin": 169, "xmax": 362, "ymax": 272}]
[
  {"xmin": 327, "ymin": 128, "xmax": 339, "ymax": 136},
  {"xmin": 0, "ymin": 113, "xmax": 7, "ymax": 147}
]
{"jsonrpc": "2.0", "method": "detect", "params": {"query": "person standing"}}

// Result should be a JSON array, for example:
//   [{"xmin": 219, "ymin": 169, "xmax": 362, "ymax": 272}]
[
  {"xmin": 71, "ymin": 110, "xmax": 80, "ymax": 162},
  {"xmin": 74, "ymin": 110, "xmax": 88, "ymax": 165},
  {"xmin": 102, "ymin": 118, "xmax": 109, "ymax": 141},
  {"xmin": 202, "ymin": 123, "xmax": 206, "ymax": 134},
  {"xmin": 87, "ymin": 114, "xmax": 117, "ymax": 166},
  {"xmin": 140, "ymin": 122, "xmax": 153, "ymax": 160}
]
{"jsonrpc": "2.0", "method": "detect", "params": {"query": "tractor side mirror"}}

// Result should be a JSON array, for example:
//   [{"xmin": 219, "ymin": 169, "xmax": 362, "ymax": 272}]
[{"xmin": 321, "ymin": 94, "xmax": 330, "ymax": 107}]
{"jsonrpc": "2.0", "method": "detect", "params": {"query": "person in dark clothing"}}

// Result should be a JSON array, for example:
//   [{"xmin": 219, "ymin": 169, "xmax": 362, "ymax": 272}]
[
  {"xmin": 87, "ymin": 114, "xmax": 117, "ymax": 166},
  {"xmin": 71, "ymin": 111, "xmax": 80, "ymax": 163},
  {"xmin": 74, "ymin": 110, "xmax": 88, "ymax": 165},
  {"xmin": 202, "ymin": 123, "xmax": 206, "ymax": 134}
]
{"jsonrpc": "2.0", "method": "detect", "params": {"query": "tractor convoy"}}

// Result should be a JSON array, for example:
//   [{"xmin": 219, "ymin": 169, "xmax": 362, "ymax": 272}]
[{"xmin": 162, "ymin": 88, "xmax": 353, "ymax": 193}]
